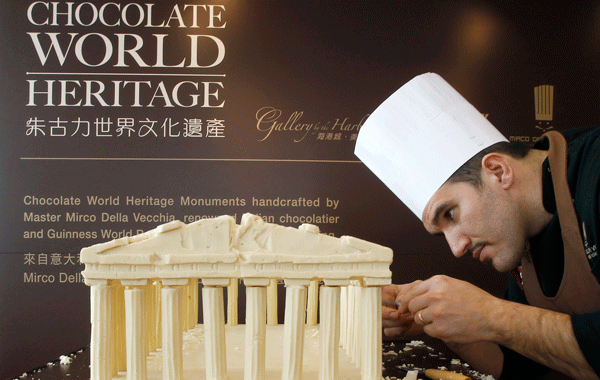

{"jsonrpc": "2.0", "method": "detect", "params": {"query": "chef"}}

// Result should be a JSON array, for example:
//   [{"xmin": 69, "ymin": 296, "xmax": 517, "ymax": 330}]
[{"xmin": 355, "ymin": 73, "xmax": 600, "ymax": 380}]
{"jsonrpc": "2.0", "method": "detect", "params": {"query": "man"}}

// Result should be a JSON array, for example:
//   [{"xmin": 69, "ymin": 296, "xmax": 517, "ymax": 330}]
[{"xmin": 354, "ymin": 73, "xmax": 600, "ymax": 380}]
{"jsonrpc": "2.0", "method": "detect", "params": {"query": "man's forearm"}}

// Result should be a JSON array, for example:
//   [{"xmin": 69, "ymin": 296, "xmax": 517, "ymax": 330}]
[
  {"xmin": 491, "ymin": 299, "xmax": 598, "ymax": 380},
  {"xmin": 445, "ymin": 341, "xmax": 503, "ymax": 379}
]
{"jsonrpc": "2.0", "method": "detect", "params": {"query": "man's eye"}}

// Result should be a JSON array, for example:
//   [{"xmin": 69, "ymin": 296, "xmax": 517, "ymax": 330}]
[{"xmin": 445, "ymin": 209, "xmax": 455, "ymax": 220}]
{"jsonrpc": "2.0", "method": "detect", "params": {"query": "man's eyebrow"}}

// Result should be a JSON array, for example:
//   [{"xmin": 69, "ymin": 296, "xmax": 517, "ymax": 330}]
[{"xmin": 431, "ymin": 201, "xmax": 451, "ymax": 228}]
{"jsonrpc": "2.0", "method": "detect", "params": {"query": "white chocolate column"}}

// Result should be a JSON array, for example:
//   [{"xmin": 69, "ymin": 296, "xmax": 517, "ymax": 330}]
[
  {"xmin": 161, "ymin": 280, "xmax": 188, "ymax": 380},
  {"xmin": 281, "ymin": 279, "xmax": 309, "ymax": 380},
  {"xmin": 267, "ymin": 278, "xmax": 278, "ymax": 325},
  {"xmin": 340, "ymin": 286, "xmax": 348, "ymax": 350},
  {"xmin": 123, "ymin": 281, "xmax": 148, "ymax": 380},
  {"xmin": 306, "ymin": 279, "xmax": 319, "ymax": 325},
  {"xmin": 113, "ymin": 284, "xmax": 126, "ymax": 376},
  {"xmin": 89, "ymin": 280, "xmax": 112, "ymax": 380},
  {"xmin": 202, "ymin": 278, "xmax": 230, "ymax": 380},
  {"xmin": 151, "ymin": 282, "xmax": 162, "ymax": 353},
  {"xmin": 227, "ymin": 280, "xmax": 239, "ymax": 326},
  {"xmin": 244, "ymin": 278, "xmax": 270, "ymax": 380},
  {"xmin": 320, "ymin": 280, "xmax": 346, "ymax": 380},
  {"xmin": 181, "ymin": 281, "xmax": 189, "ymax": 332},
  {"xmin": 146, "ymin": 282, "xmax": 161, "ymax": 354},
  {"xmin": 352, "ymin": 281, "xmax": 362, "ymax": 365},
  {"xmin": 360, "ymin": 284, "xmax": 382, "ymax": 380},
  {"xmin": 346, "ymin": 282, "xmax": 356, "ymax": 363},
  {"xmin": 191, "ymin": 278, "xmax": 199, "ymax": 330}
]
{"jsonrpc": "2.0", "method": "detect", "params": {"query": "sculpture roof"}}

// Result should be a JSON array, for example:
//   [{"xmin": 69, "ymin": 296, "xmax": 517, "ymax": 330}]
[{"xmin": 81, "ymin": 213, "xmax": 393, "ymax": 284}]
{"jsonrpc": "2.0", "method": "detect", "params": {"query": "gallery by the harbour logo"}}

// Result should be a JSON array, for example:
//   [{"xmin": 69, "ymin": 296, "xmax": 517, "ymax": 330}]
[
  {"xmin": 534, "ymin": 85, "xmax": 554, "ymax": 133},
  {"xmin": 254, "ymin": 106, "xmax": 366, "ymax": 143}
]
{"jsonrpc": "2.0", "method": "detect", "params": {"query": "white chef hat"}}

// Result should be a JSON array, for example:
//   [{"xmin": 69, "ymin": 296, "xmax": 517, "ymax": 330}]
[{"xmin": 354, "ymin": 72, "xmax": 508, "ymax": 220}]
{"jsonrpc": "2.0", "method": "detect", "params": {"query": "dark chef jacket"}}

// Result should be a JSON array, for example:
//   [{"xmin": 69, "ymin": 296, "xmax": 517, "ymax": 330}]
[{"xmin": 499, "ymin": 126, "xmax": 600, "ymax": 379}]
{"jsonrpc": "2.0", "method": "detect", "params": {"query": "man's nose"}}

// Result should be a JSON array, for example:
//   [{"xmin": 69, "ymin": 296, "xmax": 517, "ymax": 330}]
[{"xmin": 444, "ymin": 230, "xmax": 470, "ymax": 258}]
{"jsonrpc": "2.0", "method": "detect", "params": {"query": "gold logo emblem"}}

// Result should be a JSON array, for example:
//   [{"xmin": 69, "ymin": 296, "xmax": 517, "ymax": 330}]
[{"xmin": 534, "ymin": 85, "xmax": 554, "ymax": 132}]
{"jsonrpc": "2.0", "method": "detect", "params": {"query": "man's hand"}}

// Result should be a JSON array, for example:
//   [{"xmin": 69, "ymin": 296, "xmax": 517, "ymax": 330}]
[
  {"xmin": 393, "ymin": 275, "xmax": 502, "ymax": 344},
  {"xmin": 382, "ymin": 284, "xmax": 424, "ymax": 338},
  {"xmin": 389, "ymin": 275, "xmax": 599, "ymax": 380},
  {"xmin": 382, "ymin": 281, "xmax": 504, "ymax": 378}
]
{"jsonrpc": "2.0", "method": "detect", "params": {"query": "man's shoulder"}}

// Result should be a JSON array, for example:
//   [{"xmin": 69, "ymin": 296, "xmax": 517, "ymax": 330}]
[
  {"xmin": 561, "ymin": 125, "xmax": 600, "ymax": 145},
  {"xmin": 565, "ymin": 127, "xmax": 600, "ymax": 282},
  {"xmin": 557, "ymin": 126, "xmax": 600, "ymax": 169}
]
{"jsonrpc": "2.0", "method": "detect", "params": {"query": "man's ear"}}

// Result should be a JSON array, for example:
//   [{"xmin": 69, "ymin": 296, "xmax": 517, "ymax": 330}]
[{"xmin": 481, "ymin": 153, "xmax": 514, "ymax": 189}]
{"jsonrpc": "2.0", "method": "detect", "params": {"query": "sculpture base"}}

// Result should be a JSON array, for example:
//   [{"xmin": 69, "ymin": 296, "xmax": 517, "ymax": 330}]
[{"xmin": 113, "ymin": 324, "xmax": 360, "ymax": 380}]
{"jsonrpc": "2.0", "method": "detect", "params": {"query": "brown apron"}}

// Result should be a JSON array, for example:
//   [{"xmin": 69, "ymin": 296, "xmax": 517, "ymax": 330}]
[{"xmin": 519, "ymin": 131, "xmax": 600, "ymax": 314}]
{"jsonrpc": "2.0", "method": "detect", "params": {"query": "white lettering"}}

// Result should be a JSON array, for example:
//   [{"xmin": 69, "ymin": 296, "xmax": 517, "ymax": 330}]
[
  {"xmin": 27, "ymin": 32, "xmax": 77, "ymax": 66},
  {"xmin": 27, "ymin": 3, "xmax": 227, "ymax": 28},
  {"xmin": 27, "ymin": 79, "xmax": 221, "ymax": 108}
]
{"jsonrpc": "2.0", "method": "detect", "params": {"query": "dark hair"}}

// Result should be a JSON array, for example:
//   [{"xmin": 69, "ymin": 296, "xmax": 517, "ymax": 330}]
[{"xmin": 446, "ymin": 141, "xmax": 531, "ymax": 188}]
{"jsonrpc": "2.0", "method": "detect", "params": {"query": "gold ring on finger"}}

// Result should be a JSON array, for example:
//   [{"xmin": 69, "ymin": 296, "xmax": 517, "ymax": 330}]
[{"xmin": 416, "ymin": 310, "xmax": 428, "ymax": 325}]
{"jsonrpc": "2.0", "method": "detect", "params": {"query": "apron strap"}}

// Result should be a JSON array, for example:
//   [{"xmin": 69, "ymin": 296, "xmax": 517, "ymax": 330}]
[
  {"xmin": 543, "ymin": 131, "xmax": 586, "ymax": 258},
  {"xmin": 520, "ymin": 131, "xmax": 600, "ymax": 314}
]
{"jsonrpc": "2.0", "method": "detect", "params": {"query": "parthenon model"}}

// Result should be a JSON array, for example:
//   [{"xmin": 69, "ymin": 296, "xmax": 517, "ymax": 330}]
[{"xmin": 81, "ymin": 213, "xmax": 393, "ymax": 380}]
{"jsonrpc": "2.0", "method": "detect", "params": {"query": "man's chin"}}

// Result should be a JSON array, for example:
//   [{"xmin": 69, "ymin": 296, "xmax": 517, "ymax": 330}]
[
  {"xmin": 493, "ymin": 264, "xmax": 512, "ymax": 273},
  {"xmin": 490, "ymin": 257, "xmax": 521, "ymax": 273},
  {"xmin": 487, "ymin": 260, "xmax": 505, "ymax": 272}
]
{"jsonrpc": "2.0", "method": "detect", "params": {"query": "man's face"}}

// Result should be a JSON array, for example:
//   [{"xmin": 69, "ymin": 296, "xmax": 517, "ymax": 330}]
[{"xmin": 421, "ymin": 180, "xmax": 526, "ymax": 272}]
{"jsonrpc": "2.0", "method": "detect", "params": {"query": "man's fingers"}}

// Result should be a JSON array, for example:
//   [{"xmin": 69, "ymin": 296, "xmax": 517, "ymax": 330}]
[
  {"xmin": 382, "ymin": 305, "xmax": 400, "ymax": 318},
  {"xmin": 393, "ymin": 280, "xmax": 429, "ymax": 313},
  {"xmin": 383, "ymin": 326, "xmax": 406, "ymax": 337},
  {"xmin": 383, "ymin": 312, "xmax": 414, "ymax": 326}
]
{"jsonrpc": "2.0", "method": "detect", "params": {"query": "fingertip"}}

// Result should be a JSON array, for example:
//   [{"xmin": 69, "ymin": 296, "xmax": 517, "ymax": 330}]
[{"xmin": 383, "ymin": 326, "xmax": 404, "ymax": 338}]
